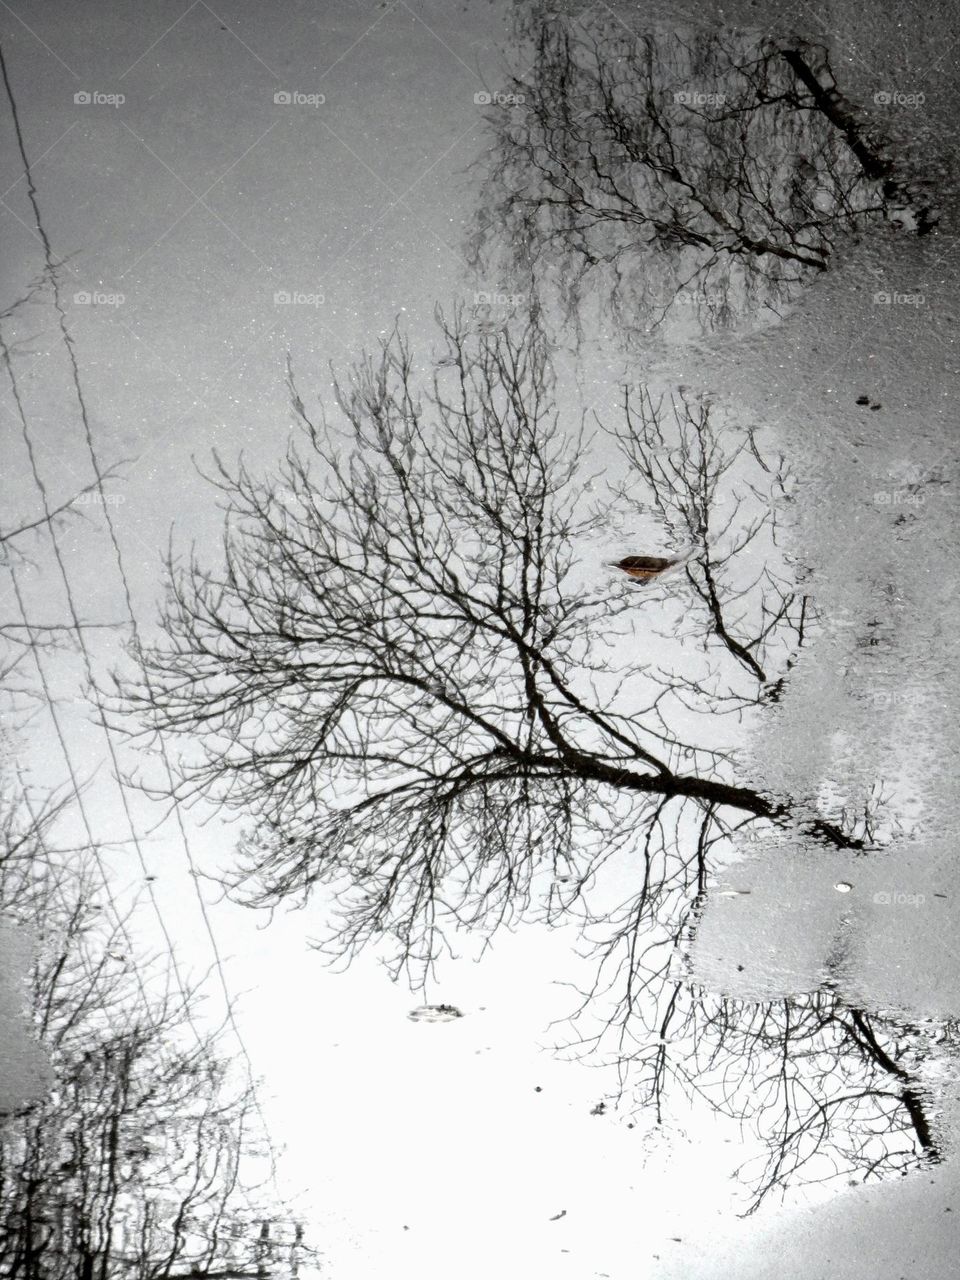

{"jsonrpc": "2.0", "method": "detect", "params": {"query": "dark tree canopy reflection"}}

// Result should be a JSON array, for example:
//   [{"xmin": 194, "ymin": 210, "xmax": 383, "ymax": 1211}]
[
  {"xmin": 0, "ymin": 786, "xmax": 316, "ymax": 1278},
  {"xmin": 471, "ymin": 8, "xmax": 935, "ymax": 340},
  {"xmin": 565, "ymin": 954, "xmax": 946, "ymax": 1213},
  {"xmin": 122, "ymin": 313, "xmax": 858, "ymax": 968}
]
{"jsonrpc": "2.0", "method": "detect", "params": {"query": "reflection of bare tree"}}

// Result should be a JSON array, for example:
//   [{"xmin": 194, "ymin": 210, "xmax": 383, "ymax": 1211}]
[
  {"xmin": 118, "ymin": 312, "xmax": 861, "ymax": 979},
  {"xmin": 516, "ymin": 368, "xmax": 949, "ymax": 1210},
  {"xmin": 560, "ymin": 391, "xmax": 942, "ymax": 1209},
  {"xmin": 112, "ymin": 311, "xmax": 942, "ymax": 1207},
  {"xmin": 0, "ymin": 787, "xmax": 316, "ymax": 1278},
  {"xmin": 586, "ymin": 981, "xmax": 946, "ymax": 1214},
  {"xmin": 603, "ymin": 384, "xmax": 808, "ymax": 700},
  {"xmin": 563, "ymin": 808, "xmax": 944, "ymax": 1211},
  {"xmin": 471, "ymin": 11, "xmax": 936, "ymax": 338}
]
